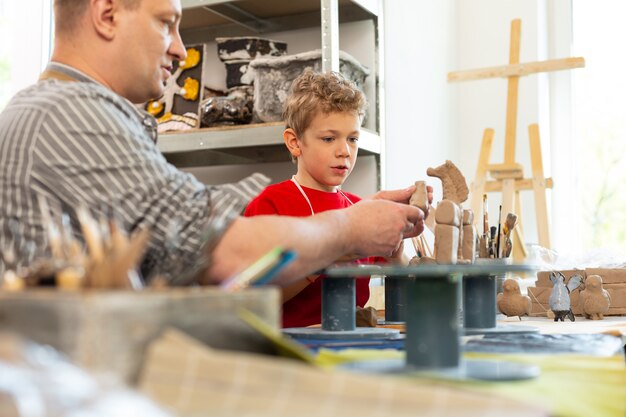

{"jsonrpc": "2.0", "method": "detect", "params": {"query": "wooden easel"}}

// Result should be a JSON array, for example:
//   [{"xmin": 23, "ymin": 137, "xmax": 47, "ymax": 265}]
[{"xmin": 448, "ymin": 19, "xmax": 585, "ymax": 260}]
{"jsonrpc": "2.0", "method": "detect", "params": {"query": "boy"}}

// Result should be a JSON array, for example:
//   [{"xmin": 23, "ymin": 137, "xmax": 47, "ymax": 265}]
[{"xmin": 244, "ymin": 70, "xmax": 405, "ymax": 327}]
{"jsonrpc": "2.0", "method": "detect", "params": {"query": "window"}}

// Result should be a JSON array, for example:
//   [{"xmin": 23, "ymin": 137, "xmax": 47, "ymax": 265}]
[
  {"xmin": 0, "ymin": 0, "xmax": 52, "ymax": 109},
  {"xmin": 572, "ymin": 1, "xmax": 626, "ymax": 253}
]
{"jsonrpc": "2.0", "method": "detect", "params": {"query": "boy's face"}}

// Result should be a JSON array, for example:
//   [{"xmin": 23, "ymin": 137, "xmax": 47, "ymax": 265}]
[{"xmin": 295, "ymin": 111, "xmax": 360, "ymax": 192}]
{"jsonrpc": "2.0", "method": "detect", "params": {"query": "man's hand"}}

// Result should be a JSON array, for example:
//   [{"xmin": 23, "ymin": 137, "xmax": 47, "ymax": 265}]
[
  {"xmin": 342, "ymin": 199, "xmax": 424, "ymax": 258},
  {"xmin": 370, "ymin": 184, "xmax": 434, "ymax": 219}
]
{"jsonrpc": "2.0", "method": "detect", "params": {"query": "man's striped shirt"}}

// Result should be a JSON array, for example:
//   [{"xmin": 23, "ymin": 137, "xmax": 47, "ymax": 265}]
[{"xmin": 0, "ymin": 62, "xmax": 269, "ymax": 281}]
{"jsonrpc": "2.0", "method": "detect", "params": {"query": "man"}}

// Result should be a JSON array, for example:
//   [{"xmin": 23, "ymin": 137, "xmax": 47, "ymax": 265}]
[{"xmin": 0, "ymin": 0, "xmax": 428, "ymax": 284}]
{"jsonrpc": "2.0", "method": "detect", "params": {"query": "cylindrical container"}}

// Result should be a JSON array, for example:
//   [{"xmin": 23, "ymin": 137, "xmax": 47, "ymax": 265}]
[
  {"xmin": 475, "ymin": 257, "xmax": 512, "ymax": 312},
  {"xmin": 463, "ymin": 274, "xmax": 496, "ymax": 329},
  {"xmin": 405, "ymin": 275, "xmax": 460, "ymax": 369},
  {"xmin": 321, "ymin": 278, "xmax": 356, "ymax": 331},
  {"xmin": 384, "ymin": 276, "xmax": 408, "ymax": 322}
]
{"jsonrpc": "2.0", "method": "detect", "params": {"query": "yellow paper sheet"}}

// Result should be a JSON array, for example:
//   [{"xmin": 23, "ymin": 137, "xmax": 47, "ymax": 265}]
[{"xmin": 316, "ymin": 349, "xmax": 626, "ymax": 417}]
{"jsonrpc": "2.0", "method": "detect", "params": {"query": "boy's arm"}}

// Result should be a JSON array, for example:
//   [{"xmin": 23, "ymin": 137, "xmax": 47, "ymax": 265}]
[
  {"xmin": 281, "ymin": 274, "xmax": 320, "ymax": 302},
  {"xmin": 243, "ymin": 190, "xmax": 319, "ymax": 298}
]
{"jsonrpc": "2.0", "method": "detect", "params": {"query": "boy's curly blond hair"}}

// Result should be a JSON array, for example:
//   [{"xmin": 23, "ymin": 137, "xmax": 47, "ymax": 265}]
[{"xmin": 283, "ymin": 69, "xmax": 367, "ymax": 138}]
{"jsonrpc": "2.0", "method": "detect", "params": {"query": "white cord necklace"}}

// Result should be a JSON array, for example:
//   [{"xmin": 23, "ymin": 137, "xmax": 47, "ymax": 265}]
[{"xmin": 291, "ymin": 175, "xmax": 354, "ymax": 216}]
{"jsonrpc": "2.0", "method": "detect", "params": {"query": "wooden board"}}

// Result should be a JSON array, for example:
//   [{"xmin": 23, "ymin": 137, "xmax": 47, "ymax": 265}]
[{"xmin": 139, "ymin": 329, "xmax": 549, "ymax": 417}]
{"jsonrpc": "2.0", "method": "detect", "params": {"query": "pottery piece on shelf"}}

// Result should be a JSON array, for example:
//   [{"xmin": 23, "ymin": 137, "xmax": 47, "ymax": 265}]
[
  {"xmin": 216, "ymin": 37, "xmax": 287, "ymax": 62},
  {"xmin": 145, "ymin": 44, "xmax": 205, "ymax": 131},
  {"xmin": 200, "ymin": 86, "xmax": 254, "ymax": 127},
  {"xmin": 216, "ymin": 37, "xmax": 288, "ymax": 89},
  {"xmin": 250, "ymin": 49, "xmax": 369, "ymax": 123}
]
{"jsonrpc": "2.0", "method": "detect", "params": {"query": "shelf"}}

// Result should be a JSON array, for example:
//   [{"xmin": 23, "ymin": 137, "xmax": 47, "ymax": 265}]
[
  {"xmin": 158, "ymin": 122, "xmax": 381, "ymax": 167},
  {"xmin": 180, "ymin": 0, "xmax": 378, "ymax": 44}
]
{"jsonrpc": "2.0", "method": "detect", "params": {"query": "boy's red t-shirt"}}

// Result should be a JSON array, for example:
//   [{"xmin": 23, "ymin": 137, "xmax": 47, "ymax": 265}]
[{"xmin": 244, "ymin": 179, "xmax": 377, "ymax": 328}]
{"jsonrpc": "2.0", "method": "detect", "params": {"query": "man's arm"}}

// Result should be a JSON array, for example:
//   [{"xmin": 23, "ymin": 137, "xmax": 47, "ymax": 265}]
[{"xmin": 205, "ymin": 198, "xmax": 424, "ymax": 284}]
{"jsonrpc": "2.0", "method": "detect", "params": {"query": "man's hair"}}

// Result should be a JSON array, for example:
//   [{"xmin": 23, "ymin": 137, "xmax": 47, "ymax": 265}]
[
  {"xmin": 283, "ymin": 69, "xmax": 367, "ymax": 138},
  {"xmin": 54, "ymin": 0, "xmax": 141, "ymax": 34}
]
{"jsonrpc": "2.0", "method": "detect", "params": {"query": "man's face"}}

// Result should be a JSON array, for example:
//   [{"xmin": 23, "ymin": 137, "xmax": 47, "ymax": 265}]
[
  {"xmin": 116, "ymin": 0, "xmax": 186, "ymax": 103},
  {"xmin": 295, "ymin": 111, "xmax": 360, "ymax": 192}
]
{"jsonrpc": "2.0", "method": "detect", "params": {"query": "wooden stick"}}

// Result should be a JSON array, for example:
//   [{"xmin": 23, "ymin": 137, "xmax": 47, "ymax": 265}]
[
  {"xmin": 411, "ymin": 237, "xmax": 422, "ymax": 257},
  {"xmin": 496, "ymin": 205, "xmax": 502, "ymax": 258},
  {"xmin": 505, "ymin": 18, "xmax": 522, "ymax": 165},
  {"xmin": 420, "ymin": 234, "xmax": 432, "ymax": 258},
  {"xmin": 447, "ymin": 57, "xmax": 585, "ymax": 82}
]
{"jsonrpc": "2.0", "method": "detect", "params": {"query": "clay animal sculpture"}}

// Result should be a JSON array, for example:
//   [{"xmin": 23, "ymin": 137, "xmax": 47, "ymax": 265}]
[
  {"xmin": 426, "ymin": 160, "xmax": 469, "ymax": 205},
  {"xmin": 497, "ymin": 278, "xmax": 531, "ymax": 318},
  {"xmin": 548, "ymin": 272, "xmax": 583, "ymax": 322},
  {"xmin": 579, "ymin": 274, "xmax": 611, "ymax": 320}
]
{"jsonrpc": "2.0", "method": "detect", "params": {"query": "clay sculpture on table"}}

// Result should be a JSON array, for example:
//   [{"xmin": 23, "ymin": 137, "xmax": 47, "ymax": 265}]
[
  {"xmin": 426, "ymin": 160, "xmax": 470, "ymax": 206},
  {"xmin": 434, "ymin": 200, "xmax": 460, "ymax": 264},
  {"xmin": 427, "ymin": 160, "xmax": 474, "ymax": 264},
  {"xmin": 355, "ymin": 306, "xmax": 378, "ymax": 327},
  {"xmin": 549, "ymin": 272, "xmax": 583, "ymax": 322},
  {"xmin": 579, "ymin": 274, "xmax": 611, "ymax": 320},
  {"xmin": 461, "ymin": 209, "xmax": 476, "ymax": 262},
  {"xmin": 497, "ymin": 278, "xmax": 531, "ymax": 318}
]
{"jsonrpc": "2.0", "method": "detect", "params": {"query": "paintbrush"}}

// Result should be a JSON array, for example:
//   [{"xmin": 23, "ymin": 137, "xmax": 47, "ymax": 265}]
[
  {"xmin": 502, "ymin": 213, "xmax": 517, "ymax": 257},
  {"xmin": 496, "ymin": 205, "xmax": 502, "ymax": 258},
  {"xmin": 504, "ymin": 213, "xmax": 518, "ymax": 236},
  {"xmin": 482, "ymin": 194, "xmax": 489, "ymax": 236}
]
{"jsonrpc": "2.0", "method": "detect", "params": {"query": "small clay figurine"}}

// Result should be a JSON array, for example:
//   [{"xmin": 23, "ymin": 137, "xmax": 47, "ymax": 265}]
[
  {"xmin": 355, "ymin": 306, "xmax": 378, "ymax": 327},
  {"xmin": 548, "ymin": 272, "xmax": 583, "ymax": 322},
  {"xmin": 579, "ymin": 275, "xmax": 611, "ymax": 320},
  {"xmin": 497, "ymin": 278, "xmax": 531, "ymax": 318},
  {"xmin": 434, "ymin": 200, "xmax": 460, "ymax": 264},
  {"xmin": 461, "ymin": 209, "xmax": 476, "ymax": 262},
  {"xmin": 409, "ymin": 181, "xmax": 429, "ymax": 215}
]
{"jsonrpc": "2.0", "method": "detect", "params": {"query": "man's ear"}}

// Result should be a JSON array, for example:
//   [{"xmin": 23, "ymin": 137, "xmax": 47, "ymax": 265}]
[
  {"xmin": 91, "ymin": 0, "xmax": 117, "ymax": 41},
  {"xmin": 283, "ymin": 128, "xmax": 301, "ymax": 157}
]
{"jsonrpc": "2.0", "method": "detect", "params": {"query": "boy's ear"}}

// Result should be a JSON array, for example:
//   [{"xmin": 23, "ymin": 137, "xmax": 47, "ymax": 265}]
[{"xmin": 283, "ymin": 128, "xmax": 301, "ymax": 157}]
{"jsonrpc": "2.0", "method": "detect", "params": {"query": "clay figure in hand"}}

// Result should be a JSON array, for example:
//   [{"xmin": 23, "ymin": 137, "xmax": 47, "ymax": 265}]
[
  {"xmin": 497, "ymin": 278, "xmax": 531, "ymax": 319},
  {"xmin": 579, "ymin": 274, "xmax": 611, "ymax": 320},
  {"xmin": 409, "ymin": 181, "xmax": 430, "ymax": 216},
  {"xmin": 548, "ymin": 272, "xmax": 583, "ymax": 322}
]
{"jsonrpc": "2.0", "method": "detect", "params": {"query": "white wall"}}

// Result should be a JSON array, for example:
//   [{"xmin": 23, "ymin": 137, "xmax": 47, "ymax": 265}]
[
  {"xmin": 455, "ymin": 0, "xmax": 551, "ymax": 246},
  {"xmin": 383, "ymin": 0, "xmax": 458, "ymax": 197}
]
